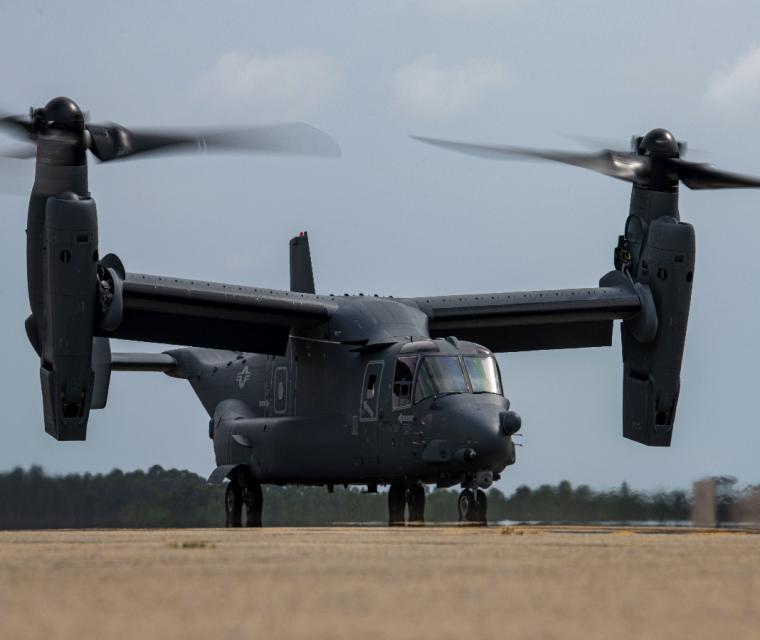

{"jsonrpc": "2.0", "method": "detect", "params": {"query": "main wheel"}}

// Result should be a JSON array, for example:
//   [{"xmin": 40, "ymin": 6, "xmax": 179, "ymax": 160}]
[
  {"xmin": 225, "ymin": 479, "xmax": 243, "ymax": 528},
  {"xmin": 244, "ymin": 482, "xmax": 263, "ymax": 528},
  {"xmin": 458, "ymin": 488, "xmax": 476, "ymax": 523},
  {"xmin": 388, "ymin": 483, "xmax": 406, "ymax": 526},
  {"xmin": 407, "ymin": 484, "xmax": 426, "ymax": 526},
  {"xmin": 474, "ymin": 489, "xmax": 488, "ymax": 525}
]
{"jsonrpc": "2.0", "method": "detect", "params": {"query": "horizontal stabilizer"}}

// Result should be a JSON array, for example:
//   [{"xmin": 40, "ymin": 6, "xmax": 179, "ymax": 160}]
[{"xmin": 111, "ymin": 352, "xmax": 177, "ymax": 373}]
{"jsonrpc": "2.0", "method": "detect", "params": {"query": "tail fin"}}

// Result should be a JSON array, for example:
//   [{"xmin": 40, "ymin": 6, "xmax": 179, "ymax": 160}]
[{"xmin": 289, "ymin": 232, "xmax": 315, "ymax": 294}]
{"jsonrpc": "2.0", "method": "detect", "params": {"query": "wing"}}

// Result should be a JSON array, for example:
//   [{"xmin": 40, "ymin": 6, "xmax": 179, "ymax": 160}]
[
  {"xmin": 408, "ymin": 280, "xmax": 642, "ymax": 352},
  {"xmin": 98, "ymin": 272, "xmax": 337, "ymax": 354}
]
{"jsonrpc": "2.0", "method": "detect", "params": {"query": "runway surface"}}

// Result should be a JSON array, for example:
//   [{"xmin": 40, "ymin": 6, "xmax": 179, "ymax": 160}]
[{"xmin": 1, "ymin": 526, "xmax": 759, "ymax": 640}]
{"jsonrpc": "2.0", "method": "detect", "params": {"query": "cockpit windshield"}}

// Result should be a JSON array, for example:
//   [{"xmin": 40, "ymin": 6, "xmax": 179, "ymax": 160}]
[
  {"xmin": 414, "ymin": 356, "xmax": 469, "ymax": 403},
  {"xmin": 393, "ymin": 354, "xmax": 504, "ymax": 406},
  {"xmin": 413, "ymin": 356, "xmax": 470, "ymax": 403},
  {"xmin": 463, "ymin": 356, "xmax": 502, "ymax": 395}
]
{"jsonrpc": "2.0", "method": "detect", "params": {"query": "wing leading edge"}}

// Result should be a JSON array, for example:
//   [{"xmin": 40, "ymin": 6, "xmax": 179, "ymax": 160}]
[{"xmin": 98, "ymin": 272, "xmax": 337, "ymax": 355}]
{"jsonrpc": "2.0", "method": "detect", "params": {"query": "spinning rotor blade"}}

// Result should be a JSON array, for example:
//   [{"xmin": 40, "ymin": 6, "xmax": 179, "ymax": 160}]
[
  {"xmin": 87, "ymin": 122, "xmax": 341, "ymax": 162},
  {"xmin": 0, "ymin": 121, "xmax": 35, "ymax": 193},
  {"xmin": 0, "ymin": 157, "xmax": 33, "ymax": 196},
  {"xmin": 560, "ymin": 132, "xmax": 630, "ymax": 152},
  {"xmin": 0, "ymin": 114, "xmax": 34, "ymax": 139},
  {"xmin": 671, "ymin": 159, "xmax": 760, "ymax": 190},
  {"xmin": 1, "ymin": 97, "xmax": 342, "ymax": 195},
  {"xmin": 413, "ymin": 132, "xmax": 760, "ymax": 191},
  {"xmin": 411, "ymin": 135, "xmax": 644, "ymax": 182},
  {"xmin": 0, "ymin": 144, "xmax": 36, "ymax": 159}
]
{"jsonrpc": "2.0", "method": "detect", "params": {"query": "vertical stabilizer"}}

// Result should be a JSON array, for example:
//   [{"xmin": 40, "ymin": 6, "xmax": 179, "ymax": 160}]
[{"xmin": 289, "ymin": 232, "xmax": 315, "ymax": 294}]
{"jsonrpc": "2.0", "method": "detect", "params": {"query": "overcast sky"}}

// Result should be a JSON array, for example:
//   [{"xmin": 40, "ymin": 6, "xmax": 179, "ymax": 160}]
[{"xmin": 2, "ymin": 1, "xmax": 760, "ymax": 493}]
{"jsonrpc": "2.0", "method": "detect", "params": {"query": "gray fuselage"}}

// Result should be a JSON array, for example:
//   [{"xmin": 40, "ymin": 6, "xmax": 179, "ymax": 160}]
[{"xmin": 168, "ymin": 297, "xmax": 517, "ymax": 487}]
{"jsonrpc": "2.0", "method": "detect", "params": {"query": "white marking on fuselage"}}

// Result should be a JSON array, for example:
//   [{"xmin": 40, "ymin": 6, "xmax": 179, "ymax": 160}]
[{"xmin": 236, "ymin": 365, "xmax": 251, "ymax": 389}]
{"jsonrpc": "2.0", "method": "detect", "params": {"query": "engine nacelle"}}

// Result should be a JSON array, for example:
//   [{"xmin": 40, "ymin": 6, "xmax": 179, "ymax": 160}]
[
  {"xmin": 619, "ymin": 214, "xmax": 695, "ymax": 446},
  {"xmin": 38, "ymin": 193, "xmax": 99, "ymax": 440}
]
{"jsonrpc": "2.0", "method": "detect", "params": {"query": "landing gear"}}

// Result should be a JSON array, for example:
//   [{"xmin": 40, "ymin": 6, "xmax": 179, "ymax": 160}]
[
  {"xmin": 225, "ymin": 479, "xmax": 243, "ymax": 527},
  {"xmin": 244, "ymin": 482, "xmax": 263, "ymax": 527},
  {"xmin": 407, "ymin": 484, "xmax": 425, "ymax": 525},
  {"xmin": 225, "ymin": 472, "xmax": 263, "ymax": 527},
  {"xmin": 388, "ymin": 483, "xmax": 406, "ymax": 526},
  {"xmin": 388, "ymin": 483, "xmax": 426, "ymax": 526},
  {"xmin": 458, "ymin": 488, "xmax": 488, "ymax": 525}
]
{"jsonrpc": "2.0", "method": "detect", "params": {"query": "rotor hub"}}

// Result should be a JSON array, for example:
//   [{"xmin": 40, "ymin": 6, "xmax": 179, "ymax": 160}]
[
  {"xmin": 32, "ymin": 97, "xmax": 85, "ymax": 133},
  {"xmin": 637, "ymin": 128, "xmax": 679, "ymax": 158}
]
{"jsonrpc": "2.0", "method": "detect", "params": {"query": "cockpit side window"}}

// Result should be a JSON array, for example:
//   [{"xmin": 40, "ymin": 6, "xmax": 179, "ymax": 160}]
[{"xmin": 392, "ymin": 356, "xmax": 418, "ymax": 410}]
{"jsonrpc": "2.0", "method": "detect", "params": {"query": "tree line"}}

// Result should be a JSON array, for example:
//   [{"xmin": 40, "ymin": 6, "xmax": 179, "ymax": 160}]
[{"xmin": 0, "ymin": 466, "xmax": 692, "ymax": 528}]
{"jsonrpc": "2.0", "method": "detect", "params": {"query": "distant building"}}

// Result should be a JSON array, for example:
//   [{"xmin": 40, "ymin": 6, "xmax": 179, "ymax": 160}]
[
  {"xmin": 692, "ymin": 477, "xmax": 760, "ymax": 528},
  {"xmin": 692, "ymin": 479, "xmax": 718, "ymax": 528}
]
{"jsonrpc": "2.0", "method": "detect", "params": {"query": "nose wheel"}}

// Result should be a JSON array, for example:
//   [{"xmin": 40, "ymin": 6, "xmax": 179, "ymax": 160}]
[{"xmin": 458, "ymin": 488, "xmax": 488, "ymax": 525}]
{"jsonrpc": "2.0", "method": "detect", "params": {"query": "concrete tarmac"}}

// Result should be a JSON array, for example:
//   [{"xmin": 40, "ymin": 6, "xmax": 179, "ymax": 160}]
[{"xmin": 1, "ymin": 526, "xmax": 759, "ymax": 640}]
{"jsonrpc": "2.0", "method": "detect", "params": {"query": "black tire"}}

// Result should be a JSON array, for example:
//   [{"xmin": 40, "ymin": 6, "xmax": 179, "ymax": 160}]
[
  {"xmin": 388, "ymin": 483, "xmax": 406, "ymax": 526},
  {"xmin": 244, "ymin": 482, "xmax": 263, "ymax": 528},
  {"xmin": 458, "ymin": 488, "xmax": 476, "ymax": 523},
  {"xmin": 407, "ymin": 484, "xmax": 426, "ymax": 525},
  {"xmin": 225, "ymin": 480, "xmax": 243, "ymax": 528},
  {"xmin": 474, "ymin": 489, "xmax": 488, "ymax": 525},
  {"xmin": 458, "ymin": 488, "xmax": 488, "ymax": 525}
]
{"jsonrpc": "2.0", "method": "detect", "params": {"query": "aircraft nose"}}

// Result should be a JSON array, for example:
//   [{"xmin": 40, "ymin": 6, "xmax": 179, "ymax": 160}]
[
  {"xmin": 432, "ymin": 394, "xmax": 515, "ymax": 468},
  {"xmin": 470, "ymin": 412, "xmax": 512, "ymax": 468}
]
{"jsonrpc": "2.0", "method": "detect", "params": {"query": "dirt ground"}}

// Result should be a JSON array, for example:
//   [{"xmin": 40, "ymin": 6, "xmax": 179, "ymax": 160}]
[{"xmin": 0, "ymin": 526, "xmax": 759, "ymax": 640}]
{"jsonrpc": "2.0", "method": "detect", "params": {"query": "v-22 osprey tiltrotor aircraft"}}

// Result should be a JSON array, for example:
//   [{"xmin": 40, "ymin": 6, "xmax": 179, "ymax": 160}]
[{"xmin": 4, "ymin": 96, "xmax": 760, "ymax": 525}]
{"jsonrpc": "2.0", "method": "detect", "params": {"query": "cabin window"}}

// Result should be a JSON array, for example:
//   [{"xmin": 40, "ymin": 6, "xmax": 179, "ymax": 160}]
[
  {"xmin": 360, "ymin": 361, "xmax": 384, "ymax": 422},
  {"xmin": 273, "ymin": 366, "xmax": 288, "ymax": 414},
  {"xmin": 392, "ymin": 356, "xmax": 418, "ymax": 409},
  {"xmin": 463, "ymin": 356, "xmax": 502, "ymax": 395},
  {"xmin": 366, "ymin": 374, "xmax": 377, "ymax": 400},
  {"xmin": 413, "ymin": 356, "xmax": 469, "ymax": 404}
]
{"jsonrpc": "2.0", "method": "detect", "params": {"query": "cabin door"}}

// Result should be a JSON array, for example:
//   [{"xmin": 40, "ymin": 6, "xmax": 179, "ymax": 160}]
[{"xmin": 358, "ymin": 361, "xmax": 384, "ymax": 469}]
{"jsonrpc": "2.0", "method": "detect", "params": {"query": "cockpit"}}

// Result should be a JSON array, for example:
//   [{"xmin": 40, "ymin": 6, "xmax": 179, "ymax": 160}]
[{"xmin": 392, "ymin": 349, "xmax": 503, "ymax": 410}]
